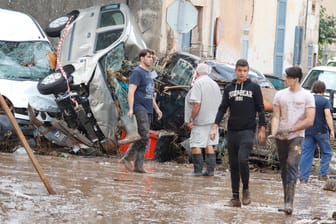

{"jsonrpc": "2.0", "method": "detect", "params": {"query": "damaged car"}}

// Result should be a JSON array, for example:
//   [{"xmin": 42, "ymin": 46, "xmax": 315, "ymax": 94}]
[
  {"xmin": 0, "ymin": 8, "xmax": 55, "ymax": 149},
  {"xmin": 28, "ymin": 3, "xmax": 147, "ymax": 154},
  {"xmin": 152, "ymin": 52, "xmax": 278, "ymax": 165}
]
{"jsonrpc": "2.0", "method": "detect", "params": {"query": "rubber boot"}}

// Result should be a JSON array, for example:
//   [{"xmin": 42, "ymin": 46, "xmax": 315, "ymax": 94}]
[
  {"xmin": 190, "ymin": 154, "xmax": 203, "ymax": 176},
  {"xmin": 203, "ymin": 153, "xmax": 216, "ymax": 176},
  {"xmin": 118, "ymin": 115, "xmax": 141, "ymax": 145},
  {"xmin": 134, "ymin": 150, "xmax": 147, "ymax": 173},
  {"xmin": 284, "ymin": 181, "xmax": 296, "ymax": 215},
  {"xmin": 118, "ymin": 146, "xmax": 136, "ymax": 171}
]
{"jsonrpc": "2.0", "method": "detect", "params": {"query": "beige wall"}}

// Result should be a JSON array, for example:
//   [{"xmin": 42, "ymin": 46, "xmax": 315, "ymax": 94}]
[
  {"xmin": 214, "ymin": 0, "xmax": 320, "ymax": 74},
  {"xmin": 322, "ymin": 0, "xmax": 336, "ymax": 16}
]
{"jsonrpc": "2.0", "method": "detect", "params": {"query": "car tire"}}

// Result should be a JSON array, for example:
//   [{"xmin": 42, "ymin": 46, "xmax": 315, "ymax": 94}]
[
  {"xmin": 45, "ymin": 10, "xmax": 79, "ymax": 37},
  {"xmin": 38, "ymin": 65, "xmax": 74, "ymax": 95}
]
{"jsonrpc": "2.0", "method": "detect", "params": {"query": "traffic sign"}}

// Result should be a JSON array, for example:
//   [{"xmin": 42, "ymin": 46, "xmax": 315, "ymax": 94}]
[{"xmin": 167, "ymin": 0, "xmax": 198, "ymax": 33}]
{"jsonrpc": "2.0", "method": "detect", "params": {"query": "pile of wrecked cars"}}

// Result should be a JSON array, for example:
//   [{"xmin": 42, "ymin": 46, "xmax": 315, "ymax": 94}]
[{"xmin": 0, "ymin": 3, "xmax": 279, "ymax": 166}]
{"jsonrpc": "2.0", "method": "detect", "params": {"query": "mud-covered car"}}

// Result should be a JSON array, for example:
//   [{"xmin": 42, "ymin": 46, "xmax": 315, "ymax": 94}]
[
  {"xmin": 152, "ymin": 52, "xmax": 278, "ymax": 164},
  {"xmin": 0, "ymin": 8, "xmax": 54, "ymax": 146},
  {"xmin": 28, "ymin": 3, "xmax": 146, "ymax": 153}
]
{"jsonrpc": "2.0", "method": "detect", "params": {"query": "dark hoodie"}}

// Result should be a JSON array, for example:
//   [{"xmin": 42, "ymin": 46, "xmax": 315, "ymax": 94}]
[{"xmin": 214, "ymin": 78, "xmax": 266, "ymax": 131}]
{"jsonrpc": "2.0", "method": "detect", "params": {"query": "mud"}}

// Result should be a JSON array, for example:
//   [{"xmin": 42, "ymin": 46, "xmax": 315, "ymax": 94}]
[{"xmin": 0, "ymin": 152, "xmax": 335, "ymax": 224}]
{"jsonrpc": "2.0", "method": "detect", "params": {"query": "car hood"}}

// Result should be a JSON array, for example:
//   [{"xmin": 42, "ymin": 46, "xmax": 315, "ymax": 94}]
[
  {"xmin": 0, "ymin": 79, "xmax": 49, "ymax": 108},
  {"xmin": 0, "ymin": 9, "xmax": 49, "ymax": 42}
]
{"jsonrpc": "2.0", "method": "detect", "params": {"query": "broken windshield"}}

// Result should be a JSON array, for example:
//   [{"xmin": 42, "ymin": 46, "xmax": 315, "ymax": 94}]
[{"xmin": 0, "ymin": 41, "xmax": 53, "ymax": 81}]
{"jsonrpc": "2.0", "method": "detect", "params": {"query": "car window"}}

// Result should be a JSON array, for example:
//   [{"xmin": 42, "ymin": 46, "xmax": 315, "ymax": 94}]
[
  {"xmin": 265, "ymin": 75, "xmax": 286, "ymax": 90},
  {"xmin": 318, "ymin": 71, "xmax": 336, "ymax": 90},
  {"xmin": 302, "ymin": 70, "xmax": 336, "ymax": 90},
  {"xmin": 0, "ymin": 41, "xmax": 53, "ymax": 81},
  {"xmin": 168, "ymin": 59, "xmax": 194, "ymax": 86},
  {"xmin": 99, "ymin": 11, "xmax": 124, "ymax": 27},
  {"xmin": 95, "ymin": 29, "xmax": 123, "ymax": 51},
  {"xmin": 100, "ymin": 42, "xmax": 125, "ymax": 71},
  {"xmin": 100, "ymin": 43, "xmax": 129, "ymax": 113},
  {"xmin": 213, "ymin": 64, "xmax": 236, "ymax": 80}
]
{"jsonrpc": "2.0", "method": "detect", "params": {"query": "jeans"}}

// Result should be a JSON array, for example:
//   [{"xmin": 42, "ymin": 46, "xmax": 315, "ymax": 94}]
[
  {"xmin": 300, "ymin": 133, "xmax": 333, "ymax": 180},
  {"xmin": 126, "ymin": 111, "xmax": 151, "ymax": 156},
  {"xmin": 227, "ymin": 129, "xmax": 255, "ymax": 197},
  {"xmin": 276, "ymin": 138, "xmax": 302, "ymax": 187}
]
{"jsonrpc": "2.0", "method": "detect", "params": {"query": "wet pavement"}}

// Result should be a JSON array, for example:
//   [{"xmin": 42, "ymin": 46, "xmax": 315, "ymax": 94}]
[{"xmin": 0, "ymin": 152, "xmax": 335, "ymax": 224}]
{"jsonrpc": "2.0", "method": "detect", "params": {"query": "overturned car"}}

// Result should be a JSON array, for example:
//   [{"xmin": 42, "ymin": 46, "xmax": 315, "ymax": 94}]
[{"xmin": 28, "ymin": 3, "xmax": 147, "ymax": 154}]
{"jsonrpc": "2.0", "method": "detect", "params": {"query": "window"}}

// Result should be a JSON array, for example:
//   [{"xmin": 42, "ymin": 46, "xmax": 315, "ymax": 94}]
[
  {"xmin": 168, "ymin": 59, "xmax": 194, "ymax": 86},
  {"xmin": 0, "ymin": 41, "xmax": 53, "ymax": 81},
  {"xmin": 95, "ymin": 29, "xmax": 123, "ymax": 51},
  {"xmin": 99, "ymin": 11, "xmax": 124, "ymax": 27}
]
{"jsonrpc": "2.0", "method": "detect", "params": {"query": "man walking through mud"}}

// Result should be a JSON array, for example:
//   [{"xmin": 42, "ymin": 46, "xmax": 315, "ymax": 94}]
[
  {"xmin": 210, "ymin": 59, "xmax": 266, "ymax": 207},
  {"xmin": 119, "ymin": 49, "xmax": 162, "ymax": 173},
  {"xmin": 185, "ymin": 63, "xmax": 222, "ymax": 176},
  {"xmin": 300, "ymin": 80, "xmax": 334, "ymax": 183},
  {"xmin": 271, "ymin": 66, "xmax": 315, "ymax": 215}
]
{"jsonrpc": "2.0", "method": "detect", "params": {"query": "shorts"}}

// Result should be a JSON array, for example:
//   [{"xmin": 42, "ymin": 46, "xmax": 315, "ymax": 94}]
[{"xmin": 190, "ymin": 124, "xmax": 219, "ymax": 148}]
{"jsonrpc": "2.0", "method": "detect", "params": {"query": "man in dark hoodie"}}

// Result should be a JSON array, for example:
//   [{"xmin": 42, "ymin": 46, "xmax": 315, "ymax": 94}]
[{"xmin": 210, "ymin": 59, "xmax": 266, "ymax": 207}]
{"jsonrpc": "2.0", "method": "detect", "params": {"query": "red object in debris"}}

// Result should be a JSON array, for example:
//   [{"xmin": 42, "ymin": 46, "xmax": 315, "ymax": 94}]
[{"xmin": 118, "ymin": 130, "xmax": 157, "ymax": 160}]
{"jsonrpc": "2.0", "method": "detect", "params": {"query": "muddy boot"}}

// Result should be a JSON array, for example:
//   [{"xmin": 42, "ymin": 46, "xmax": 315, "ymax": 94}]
[
  {"xmin": 118, "ymin": 147, "xmax": 135, "ymax": 171},
  {"xmin": 203, "ymin": 153, "xmax": 216, "ymax": 176},
  {"xmin": 190, "ymin": 154, "xmax": 203, "ymax": 176},
  {"xmin": 230, "ymin": 193, "xmax": 242, "ymax": 207},
  {"xmin": 242, "ymin": 189, "xmax": 251, "ymax": 205},
  {"xmin": 134, "ymin": 150, "xmax": 147, "ymax": 173},
  {"xmin": 118, "ymin": 116, "xmax": 141, "ymax": 145},
  {"xmin": 284, "ymin": 181, "xmax": 296, "ymax": 215}
]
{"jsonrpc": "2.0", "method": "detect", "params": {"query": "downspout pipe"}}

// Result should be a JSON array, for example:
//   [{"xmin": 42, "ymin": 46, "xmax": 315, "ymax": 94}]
[{"xmin": 209, "ymin": 0, "xmax": 216, "ymax": 58}]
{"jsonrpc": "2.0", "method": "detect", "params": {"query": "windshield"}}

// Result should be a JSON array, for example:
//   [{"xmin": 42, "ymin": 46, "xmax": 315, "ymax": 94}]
[
  {"xmin": 0, "ymin": 41, "xmax": 53, "ymax": 81},
  {"xmin": 166, "ymin": 59, "xmax": 194, "ymax": 86},
  {"xmin": 302, "ymin": 70, "xmax": 336, "ymax": 90},
  {"xmin": 100, "ymin": 43, "xmax": 129, "ymax": 114}
]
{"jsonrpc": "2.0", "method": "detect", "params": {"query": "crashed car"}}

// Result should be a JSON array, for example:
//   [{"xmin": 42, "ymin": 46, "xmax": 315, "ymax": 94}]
[
  {"xmin": 28, "ymin": 3, "xmax": 147, "ymax": 153},
  {"xmin": 0, "ymin": 8, "xmax": 55, "ymax": 148},
  {"xmin": 152, "ymin": 52, "xmax": 278, "ymax": 164}
]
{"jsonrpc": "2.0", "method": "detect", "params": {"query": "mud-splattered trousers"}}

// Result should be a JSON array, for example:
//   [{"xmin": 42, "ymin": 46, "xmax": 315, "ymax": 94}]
[
  {"xmin": 275, "ymin": 137, "xmax": 302, "ymax": 187},
  {"xmin": 227, "ymin": 129, "xmax": 255, "ymax": 197},
  {"xmin": 124, "ymin": 111, "xmax": 151, "ymax": 157}
]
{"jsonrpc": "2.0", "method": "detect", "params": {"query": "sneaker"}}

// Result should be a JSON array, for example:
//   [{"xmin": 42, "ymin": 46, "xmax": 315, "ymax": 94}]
[
  {"xmin": 318, "ymin": 175, "xmax": 328, "ymax": 181},
  {"xmin": 242, "ymin": 189, "xmax": 251, "ymax": 205},
  {"xmin": 119, "ymin": 158, "xmax": 133, "ymax": 171},
  {"xmin": 230, "ymin": 198, "xmax": 242, "ymax": 207}
]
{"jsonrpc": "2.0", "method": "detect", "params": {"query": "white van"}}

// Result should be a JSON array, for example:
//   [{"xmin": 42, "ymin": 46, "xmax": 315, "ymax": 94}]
[
  {"xmin": 0, "ymin": 8, "xmax": 54, "ymax": 122},
  {"xmin": 301, "ymin": 66, "xmax": 336, "ymax": 119}
]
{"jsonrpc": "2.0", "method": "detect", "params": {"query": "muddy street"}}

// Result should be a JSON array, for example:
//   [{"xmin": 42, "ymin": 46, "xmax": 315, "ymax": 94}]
[{"xmin": 0, "ymin": 152, "xmax": 335, "ymax": 224}]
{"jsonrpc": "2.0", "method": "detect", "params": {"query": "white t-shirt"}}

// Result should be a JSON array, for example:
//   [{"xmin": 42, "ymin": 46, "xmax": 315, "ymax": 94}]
[
  {"xmin": 273, "ymin": 87, "xmax": 315, "ymax": 139},
  {"xmin": 184, "ymin": 75, "xmax": 222, "ymax": 125}
]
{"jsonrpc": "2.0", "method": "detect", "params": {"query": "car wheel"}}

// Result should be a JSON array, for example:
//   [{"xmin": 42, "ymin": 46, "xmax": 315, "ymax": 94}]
[
  {"xmin": 38, "ymin": 65, "xmax": 74, "ymax": 95},
  {"xmin": 45, "ymin": 10, "xmax": 79, "ymax": 37}
]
